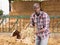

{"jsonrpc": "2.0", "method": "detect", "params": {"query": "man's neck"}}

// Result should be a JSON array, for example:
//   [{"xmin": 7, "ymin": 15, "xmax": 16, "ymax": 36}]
[{"xmin": 35, "ymin": 12, "xmax": 40, "ymax": 16}]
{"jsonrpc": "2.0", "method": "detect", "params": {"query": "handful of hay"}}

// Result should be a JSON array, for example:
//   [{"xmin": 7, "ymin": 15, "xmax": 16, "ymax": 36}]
[{"xmin": 21, "ymin": 27, "xmax": 35, "ymax": 45}]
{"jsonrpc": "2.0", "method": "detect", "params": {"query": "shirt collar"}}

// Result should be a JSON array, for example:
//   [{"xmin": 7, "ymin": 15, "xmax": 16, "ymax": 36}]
[{"xmin": 34, "ymin": 11, "xmax": 43, "ymax": 17}]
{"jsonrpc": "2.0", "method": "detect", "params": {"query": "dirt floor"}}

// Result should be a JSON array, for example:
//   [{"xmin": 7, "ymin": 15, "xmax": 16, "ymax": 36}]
[{"xmin": 0, "ymin": 33, "xmax": 60, "ymax": 45}]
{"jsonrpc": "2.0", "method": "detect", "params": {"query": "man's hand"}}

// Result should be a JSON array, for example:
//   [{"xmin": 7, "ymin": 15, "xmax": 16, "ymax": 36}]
[
  {"xmin": 34, "ymin": 28, "xmax": 45, "ymax": 34},
  {"xmin": 34, "ymin": 30, "xmax": 39, "ymax": 35},
  {"xmin": 39, "ymin": 28, "xmax": 45, "ymax": 33},
  {"xmin": 34, "ymin": 30, "xmax": 41, "ymax": 37},
  {"xmin": 29, "ymin": 24, "xmax": 33, "ymax": 27}
]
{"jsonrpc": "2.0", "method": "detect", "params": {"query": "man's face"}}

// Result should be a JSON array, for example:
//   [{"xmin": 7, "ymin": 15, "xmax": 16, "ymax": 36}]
[{"xmin": 33, "ymin": 6, "xmax": 40, "ymax": 14}]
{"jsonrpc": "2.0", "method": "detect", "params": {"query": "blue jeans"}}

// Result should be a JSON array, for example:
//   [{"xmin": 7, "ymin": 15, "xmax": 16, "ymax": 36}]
[{"xmin": 35, "ymin": 36, "xmax": 49, "ymax": 45}]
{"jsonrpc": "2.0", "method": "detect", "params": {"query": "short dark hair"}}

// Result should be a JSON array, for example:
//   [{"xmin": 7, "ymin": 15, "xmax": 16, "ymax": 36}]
[{"xmin": 33, "ymin": 3, "xmax": 40, "ymax": 9}]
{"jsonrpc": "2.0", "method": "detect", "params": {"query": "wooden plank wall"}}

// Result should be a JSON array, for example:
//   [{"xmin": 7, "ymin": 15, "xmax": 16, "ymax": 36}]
[{"xmin": 10, "ymin": 0, "xmax": 60, "ymax": 16}]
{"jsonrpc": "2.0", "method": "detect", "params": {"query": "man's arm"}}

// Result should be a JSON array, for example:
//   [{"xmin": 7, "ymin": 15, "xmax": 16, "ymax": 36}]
[
  {"xmin": 29, "ymin": 15, "xmax": 35, "ymax": 27},
  {"xmin": 38, "ymin": 13, "xmax": 50, "ymax": 33}
]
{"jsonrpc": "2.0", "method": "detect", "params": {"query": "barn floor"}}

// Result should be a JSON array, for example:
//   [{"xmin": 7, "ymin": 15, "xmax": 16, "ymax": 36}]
[{"xmin": 0, "ymin": 33, "xmax": 60, "ymax": 45}]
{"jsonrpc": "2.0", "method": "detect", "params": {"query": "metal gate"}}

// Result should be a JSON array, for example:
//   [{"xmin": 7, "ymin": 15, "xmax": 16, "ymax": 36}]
[{"xmin": 0, "ymin": 15, "xmax": 60, "ymax": 33}]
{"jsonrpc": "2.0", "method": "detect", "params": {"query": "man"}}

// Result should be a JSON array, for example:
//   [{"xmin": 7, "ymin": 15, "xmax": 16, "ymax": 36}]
[{"xmin": 30, "ymin": 3, "xmax": 50, "ymax": 45}]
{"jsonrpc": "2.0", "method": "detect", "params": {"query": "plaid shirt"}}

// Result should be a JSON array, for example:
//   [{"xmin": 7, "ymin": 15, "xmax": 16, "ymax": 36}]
[{"xmin": 30, "ymin": 11, "xmax": 50, "ymax": 39}]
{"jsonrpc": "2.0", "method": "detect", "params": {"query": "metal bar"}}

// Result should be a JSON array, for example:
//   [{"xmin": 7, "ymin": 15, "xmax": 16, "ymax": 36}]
[
  {"xmin": 0, "ymin": 15, "xmax": 60, "ymax": 33},
  {"xmin": 0, "ymin": 15, "xmax": 60, "ymax": 19}
]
